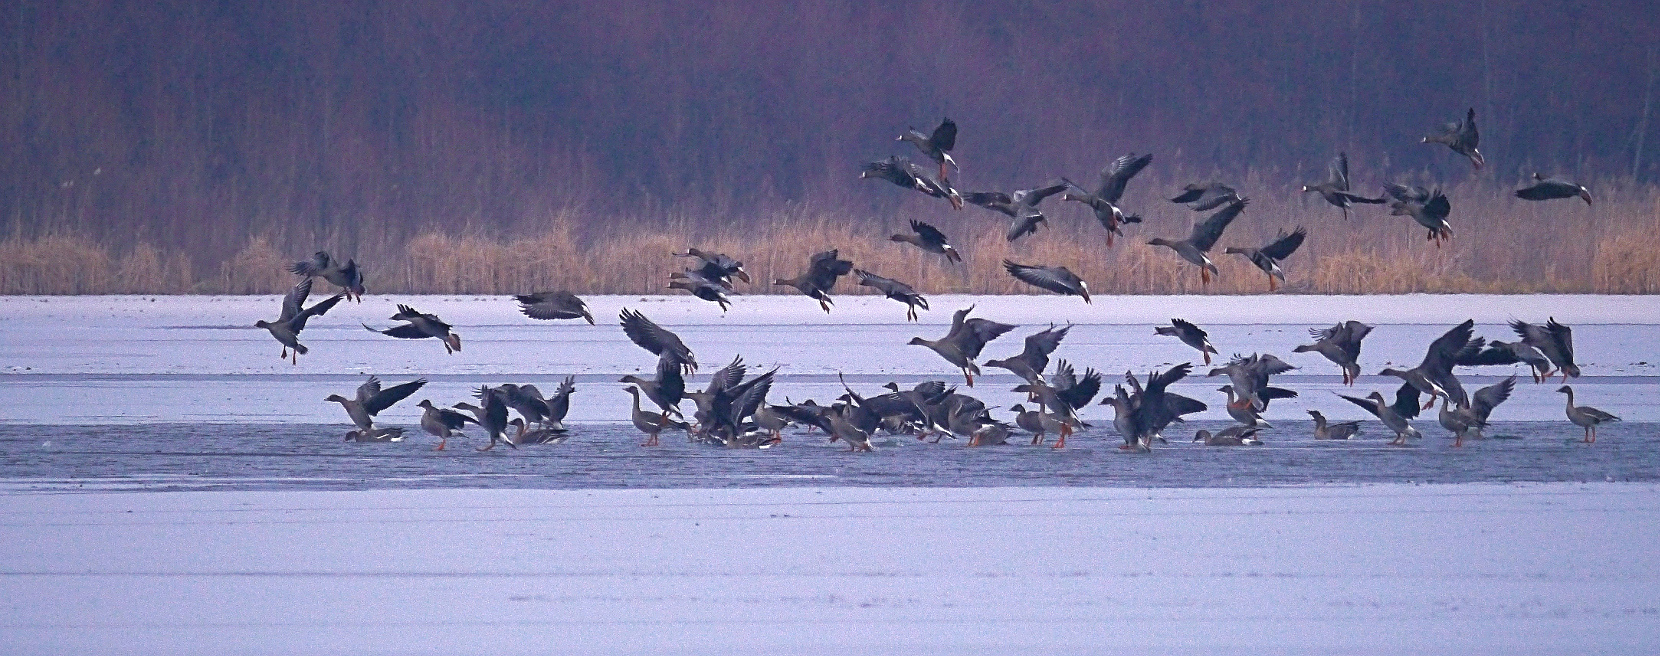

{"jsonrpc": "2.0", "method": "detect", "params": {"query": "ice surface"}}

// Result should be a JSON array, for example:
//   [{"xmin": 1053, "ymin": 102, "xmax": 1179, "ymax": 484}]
[
  {"xmin": 2, "ymin": 294, "xmax": 1656, "ymax": 424},
  {"xmin": 1, "ymin": 484, "xmax": 1657, "ymax": 655}
]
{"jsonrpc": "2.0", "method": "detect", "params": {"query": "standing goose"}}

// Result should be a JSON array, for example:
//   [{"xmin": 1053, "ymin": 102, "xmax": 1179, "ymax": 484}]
[
  {"xmin": 854, "ymin": 269, "xmax": 929, "ymax": 321},
  {"xmin": 326, "ymin": 375, "xmax": 427, "ymax": 436},
  {"xmin": 1384, "ymin": 184, "xmax": 1453, "ymax": 246},
  {"xmin": 289, "ymin": 251, "xmax": 366, "ymax": 302},
  {"xmin": 619, "ymin": 354, "xmax": 686, "ymax": 418},
  {"xmin": 1169, "ymin": 182, "xmax": 1241, "ymax": 211},
  {"xmin": 1148, "ymin": 197, "xmax": 1248, "ymax": 286},
  {"xmin": 1339, "ymin": 385, "xmax": 1424, "ymax": 445},
  {"xmin": 514, "ymin": 291, "xmax": 595, "ymax": 324},
  {"xmin": 860, "ymin": 156, "xmax": 963, "ymax": 209},
  {"xmin": 773, "ymin": 249, "xmax": 855, "ymax": 313},
  {"xmin": 1438, "ymin": 375, "xmax": 1516, "ymax": 446},
  {"xmin": 1061, "ymin": 152, "xmax": 1153, "ymax": 245},
  {"xmin": 1218, "ymin": 385, "xmax": 1274, "ymax": 428},
  {"xmin": 889, "ymin": 220, "xmax": 961, "ymax": 264},
  {"xmin": 1002, "ymin": 261, "xmax": 1090, "ymax": 302},
  {"xmin": 1301, "ymin": 153, "xmax": 1386, "ymax": 220},
  {"xmin": 364, "ymin": 305, "xmax": 463, "ymax": 354},
  {"xmin": 626, "ymin": 386, "xmax": 691, "ymax": 447},
  {"xmin": 908, "ymin": 305, "xmax": 1016, "ymax": 387},
  {"xmin": 1154, "ymin": 318, "xmax": 1218, "ymax": 365},
  {"xmin": 620, "ymin": 308, "xmax": 697, "ymax": 373},
  {"xmin": 1307, "ymin": 410, "xmax": 1361, "ymax": 440},
  {"xmin": 963, "ymin": 181, "xmax": 1071, "ymax": 242},
  {"xmin": 1557, "ymin": 385, "xmax": 1618, "ymax": 443},
  {"xmin": 1511, "ymin": 318, "xmax": 1579, "ymax": 381},
  {"xmin": 984, "ymin": 324, "xmax": 1070, "ymax": 386},
  {"xmin": 1380, "ymin": 319, "xmax": 1481, "ymax": 410},
  {"xmin": 416, "ymin": 399, "xmax": 477, "ymax": 451},
  {"xmin": 675, "ymin": 248, "xmax": 751, "ymax": 284},
  {"xmin": 1515, "ymin": 174, "xmax": 1593, "ymax": 205},
  {"xmin": 1422, "ymin": 108, "xmax": 1484, "ymax": 169},
  {"xmin": 1010, "ymin": 403, "xmax": 1068, "ymax": 446},
  {"xmin": 897, "ymin": 117, "xmax": 959, "ymax": 182},
  {"xmin": 255, "ymin": 278, "xmax": 345, "ymax": 365},
  {"xmin": 1294, "ymin": 321, "xmax": 1373, "ymax": 385},
  {"xmin": 1224, "ymin": 227, "xmax": 1307, "ymax": 291}
]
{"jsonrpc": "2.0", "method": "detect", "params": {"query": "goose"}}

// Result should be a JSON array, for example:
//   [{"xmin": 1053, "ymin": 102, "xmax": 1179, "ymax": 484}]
[
  {"xmin": 675, "ymin": 248, "xmax": 751, "ymax": 284},
  {"xmin": 1169, "ymin": 182, "xmax": 1240, "ymax": 211},
  {"xmin": 1061, "ymin": 152, "xmax": 1153, "ymax": 245},
  {"xmin": 326, "ymin": 375, "xmax": 427, "ymax": 435},
  {"xmin": 471, "ymin": 385, "xmax": 515, "ymax": 451},
  {"xmin": 1106, "ymin": 365, "xmax": 1208, "ymax": 451},
  {"xmin": 1149, "ymin": 197, "xmax": 1248, "ymax": 286},
  {"xmin": 1207, "ymin": 352, "xmax": 1296, "ymax": 411},
  {"xmin": 620, "ymin": 308, "xmax": 697, "ymax": 373},
  {"xmin": 619, "ymin": 355, "xmax": 686, "ymax": 418},
  {"xmin": 626, "ymin": 386, "xmax": 690, "ymax": 446},
  {"xmin": 1154, "ymin": 318, "xmax": 1218, "ymax": 365},
  {"xmin": 499, "ymin": 378, "xmax": 576, "ymax": 432},
  {"xmin": 1422, "ymin": 108, "xmax": 1484, "ymax": 169},
  {"xmin": 854, "ymin": 269, "xmax": 928, "ymax": 321},
  {"xmin": 860, "ymin": 156, "xmax": 963, "ymax": 209},
  {"xmin": 364, "ymin": 305, "xmax": 462, "ymax": 354},
  {"xmin": 1438, "ymin": 375, "xmax": 1515, "ymax": 446},
  {"xmin": 896, "ymin": 117, "xmax": 959, "ymax": 182},
  {"xmin": 1380, "ymin": 319, "xmax": 1480, "ymax": 409},
  {"xmin": 1339, "ymin": 384, "xmax": 1424, "ymax": 445},
  {"xmin": 963, "ymin": 181, "xmax": 1070, "ymax": 242},
  {"xmin": 1224, "ymin": 227, "xmax": 1307, "ymax": 291},
  {"xmin": 1510, "ymin": 318, "xmax": 1579, "ymax": 381},
  {"xmin": 1515, "ymin": 173, "xmax": 1592, "ymax": 205},
  {"xmin": 773, "ymin": 249, "xmax": 854, "ymax": 313},
  {"xmin": 1383, "ymin": 184, "xmax": 1453, "ymax": 246},
  {"xmin": 1294, "ymin": 321, "xmax": 1373, "ymax": 385},
  {"xmin": 1003, "ymin": 261, "xmax": 1090, "ymax": 302},
  {"xmin": 344, "ymin": 427, "xmax": 405, "ymax": 442},
  {"xmin": 1457, "ymin": 339, "xmax": 1552, "ymax": 382},
  {"xmin": 826, "ymin": 401, "xmax": 875, "ymax": 452},
  {"xmin": 908, "ymin": 305, "xmax": 1016, "ymax": 387},
  {"xmin": 289, "ymin": 251, "xmax": 366, "ymax": 301},
  {"xmin": 416, "ymin": 399, "xmax": 477, "ymax": 451},
  {"xmin": 514, "ymin": 291, "xmax": 595, "ymax": 324},
  {"xmin": 1558, "ymin": 385, "xmax": 1618, "ymax": 443},
  {"xmin": 668, "ymin": 269, "xmax": 732, "ymax": 311},
  {"xmin": 1010, "ymin": 403, "xmax": 1068, "ymax": 446},
  {"xmin": 889, "ymin": 219, "xmax": 962, "ymax": 264},
  {"xmin": 1301, "ymin": 153, "xmax": 1386, "ymax": 220},
  {"xmin": 255, "ymin": 278, "xmax": 344, "ymax": 365},
  {"xmin": 1307, "ymin": 410, "xmax": 1361, "ymax": 440},
  {"xmin": 984, "ymin": 324, "xmax": 1070, "ymax": 386},
  {"xmin": 1009, "ymin": 379, "xmax": 1087, "ymax": 448},
  {"xmin": 1193, "ymin": 425, "xmax": 1263, "ymax": 446},
  {"xmin": 1218, "ymin": 385, "xmax": 1275, "ymax": 428},
  {"xmin": 507, "ymin": 418, "xmax": 568, "ymax": 445}
]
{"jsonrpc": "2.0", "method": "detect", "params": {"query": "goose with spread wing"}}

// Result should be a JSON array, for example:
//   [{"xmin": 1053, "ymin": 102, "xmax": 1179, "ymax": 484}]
[
  {"xmin": 1149, "ymin": 197, "xmax": 1248, "ymax": 286},
  {"xmin": 889, "ymin": 220, "xmax": 961, "ymax": 264},
  {"xmin": 909, "ymin": 305, "xmax": 1016, "ymax": 387},
  {"xmin": 1340, "ymin": 384, "xmax": 1424, "ymax": 445},
  {"xmin": 1438, "ymin": 375, "xmax": 1515, "ymax": 446},
  {"xmin": 1003, "ymin": 261, "xmax": 1089, "ymax": 302},
  {"xmin": 854, "ymin": 269, "xmax": 928, "ymax": 321},
  {"xmin": 984, "ymin": 324, "xmax": 1070, "ymax": 386},
  {"xmin": 1380, "ymin": 319, "xmax": 1481, "ymax": 410},
  {"xmin": 1301, "ymin": 153, "xmax": 1386, "ymax": 220},
  {"xmin": 1294, "ymin": 321, "xmax": 1372, "ymax": 385},
  {"xmin": 1155, "ymin": 318, "xmax": 1218, "ymax": 365},
  {"xmin": 963, "ymin": 181, "xmax": 1071, "ymax": 242},
  {"xmin": 364, "ymin": 305, "xmax": 462, "ymax": 354},
  {"xmin": 774, "ymin": 249, "xmax": 854, "ymax": 313},
  {"xmin": 620, "ymin": 308, "xmax": 697, "ymax": 374},
  {"xmin": 327, "ymin": 375, "xmax": 427, "ymax": 436},
  {"xmin": 675, "ymin": 248, "xmax": 751, "ymax": 284},
  {"xmin": 897, "ymin": 117, "xmax": 959, "ymax": 182},
  {"xmin": 1511, "ymin": 318, "xmax": 1579, "ymax": 381},
  {"xmin": 514, "ymin": 291, "xmax": 594, "ymax": 324},
  {"xmin": 1225, "ymin": 227, "xmax": 1306, "ymax": 291},
  {"xmin": 255, "ymin": 278, "xmax": 344, "ymax": 365},
  {"xmin": 860, "ymin": 156, "xmax": 963, "ymax": 209},
  {"xmin": 1061, "ymin": 152, "xmax": 1153, "ymax": 245},
  {"xmin": 289, "ymin": 251, "xmax": 366, "ymax": 302},
  {"xmin": 1170, "ymin": 182, "xmax": 1240, "ymax": 211},
  {"xmin": 1384, "ymin": 184, "xmax": 1453, "ymax": 246},
  {"xmin": 1422, "ymin": 108, "xmax": 1484, "ymax": 169}
]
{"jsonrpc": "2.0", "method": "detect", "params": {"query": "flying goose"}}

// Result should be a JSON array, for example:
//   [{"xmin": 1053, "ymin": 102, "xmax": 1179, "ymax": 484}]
[
  {"xmin": 1557, "ymin": 385, "xmax": 1618, "ymax": 443},
  {"xmin": 1422, "ymin": 108, "xmax": 1484, "ymax": 169},
  {"xmin": 1294, "ymin": 321, "xmax": 1373, "ymax": 385},
  {"xmin": 620, "ymin": 308, "xmax": 697, "ymax": 373},
  {"xmin": 1224, "ymin": 227, "xmax": 1306, "ymax": 291},
  {"xmin": 1384, "ymin": 184, "xmax": 1453, "ymax": 246},
  {"xmin": 1380, "ymin": 319, "xmax": 1481, "ymax": 410},
  {"xmin": 326, "ymin": 375, "xmax": 427, "ymax": 435},
  {"xmin": 1207, "ymin": 352, "xmax": 1296, "ymax": 411},
  {"xmin": 668, "ymin": 269, "xmax": 733, "ymax": 311},
  {"xmin": 1148, "ymin": 197, "xmax": 1248, "ymax": 286},
  {"xmin": 984, "ymin": 324, "xmax": 1070, "ymax": 386},
  {"xmin": 1061, "ymin": 152, "xmax": 1153, "ymax": 245},
  {"xmin": 908, "ymin": 305, "xmax": 1016, "ymax": 387},
  {"xmin": 675, "ymin": 248, "xmax": 751, "ymax": 284},
  {"xmin": 1510, "ymin": 318, "xmax": 1579, "ymax": 381},
  {"xmin": 1155, "ymin": 318, "xmax": 1218, "ymax": 365},
  {"xmin": 1003, "ymin": 261, "xmax": 1089, "ymax": 302},
  {"xmin": 860, "ymin": 156, "xmax": 963, "ymax": 209},
  {"xmin": 1457, "ymin": 339, "xmax": 1552, "ymax": 383},
  {"xmin": 854, "ymin": 269, "xmax": 929, "ymax": 321},
  {"xmin": 1105, "ymin": 365, "xmax": 1208, "ymax": 451},
  {"xmin": 514, "ymin": 291, "xmax": 595, "ymax": 324},
  {"xmin": 364, "ymin": 305, "xmax": 462, "ymax": 354},
  {"xmin": 963, "ymin": 181, "xmax": 1071, "ymax": 242},
  {"xmin": 1515, "ymin": 173, "xmax": 1592, "ymax": 205},
  {"xmin": 896, "ymin": 117, "xmax": 959, "ymax": 181},
  {"xmin": 471, "ymin": 385, "xmax": 515, "ymax": 451},
  {"xmin": 1169, "ymin": 182, "xmax": 1240, "ymax": 211},
  {"xmin": 289, "ymin": 251, "xmax": 365, "ymax": 302},
  {"xmin": 1301, "ymin": 153, "xmax": 1386, "ymax": 220},
  {"xmin": 773, "ymin": 249, "xmax": 854, "ymax": 313},
  {"xmin": 889, "ymin": 219, "xmax": 961, "ymax": 264},
  {"xmin": 255, "ymin": 278, "xmax": 345, "ymax": 365}
]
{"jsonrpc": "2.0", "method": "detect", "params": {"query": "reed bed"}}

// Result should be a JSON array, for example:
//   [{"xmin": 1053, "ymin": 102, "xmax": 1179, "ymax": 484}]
[{"xmin": 4, "ymin": 174, "xmax": 1659, "ymax": 296}]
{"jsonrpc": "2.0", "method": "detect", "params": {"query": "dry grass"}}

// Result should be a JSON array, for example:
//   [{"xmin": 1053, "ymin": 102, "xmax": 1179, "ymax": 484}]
[{"xmin": 3, "ymin": 175, "xmax": 1659, "ymax": 296}]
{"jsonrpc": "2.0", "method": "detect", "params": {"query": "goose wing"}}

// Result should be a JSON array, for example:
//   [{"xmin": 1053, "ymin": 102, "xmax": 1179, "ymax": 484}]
[
  {"xmin": 1188, "ymin": 197, "xmax": 1248, "ymax": 251},
  {"xmin": 620, "ymin": 308, "xmax": 696, "ymax": 372},
  {"xmin": 910, "ymin": 220, "xmax": 950, "ymax": 248},
  {"xmin": 929, "ymin": 118, "xmax": 957, "ymax": 151},
  {"xmin": 278, "ymin": 278, "xmax": 313, "ymax": 322},
  {"xmin": 1098, "ymin": 152, "xmax": 1153, "ymax": 202},
  {"xmin": 1003, "ymin": 261, "xmax": 1082, "ymax": 297},
  {"xmin": 1258, "ymin": 227, "xmax": 1307, "ymax": 261},
  {"xmin": 1471, "ymin": 376, "xmax": 1516, "ymax": 420},
  {"xmin": 365, "ymin": 378, "xmax": 428, "ymax": 415}
]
